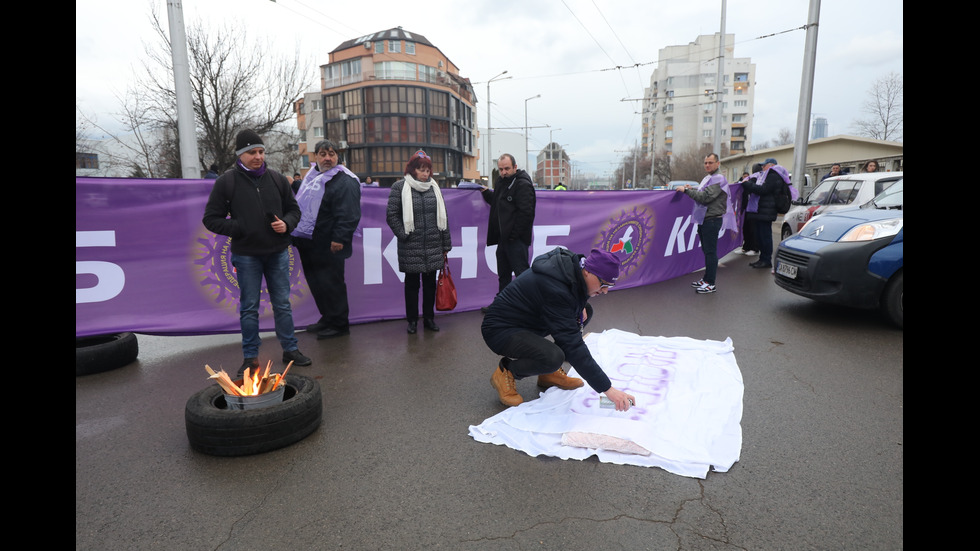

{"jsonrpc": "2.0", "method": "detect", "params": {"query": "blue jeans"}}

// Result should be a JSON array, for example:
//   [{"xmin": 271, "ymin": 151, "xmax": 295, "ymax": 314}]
[
  {"xmin": 232, "ymin": 249, "xmax": 298, "ymax": 358},
  {"xmin": 698, "ymin": 216, "xmax": 722, "ymax": 285}
]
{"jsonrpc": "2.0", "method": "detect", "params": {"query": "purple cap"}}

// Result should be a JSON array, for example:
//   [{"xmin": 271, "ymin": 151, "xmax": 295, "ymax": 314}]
[{"xmin": 583, "ymin": 249, "xmax": 620, "ymax": 284}]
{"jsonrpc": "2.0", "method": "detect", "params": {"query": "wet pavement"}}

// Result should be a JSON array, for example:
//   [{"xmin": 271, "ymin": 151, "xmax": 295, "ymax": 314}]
[{"xmin": 76, "ymin": 249, "xmax": 904, "ymax": 550}]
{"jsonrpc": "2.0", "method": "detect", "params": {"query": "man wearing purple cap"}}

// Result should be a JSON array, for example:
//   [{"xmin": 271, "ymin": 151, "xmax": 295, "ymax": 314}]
[{"xmin": 481, "ymin": 247, "xmax": 636, "ymax": 411}]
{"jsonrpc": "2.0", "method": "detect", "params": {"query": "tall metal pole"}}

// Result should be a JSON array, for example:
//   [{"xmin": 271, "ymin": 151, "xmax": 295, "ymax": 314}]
[
  {"xmin": 524, "ymin": 94, "xmax": 540, "ymax": 170},
  {"xmin": 167, "ymin": 0, "xmax": 199, "ymax": 178},
  {"xmin": 712, "ymin": 0, "xmax": 726, "ymax": 157},
  {"xmin": 792, "ymin": 0, "xmax": 821, "ymax": 194},
  {"xmin": 486, "ymin": 71, "xmax": 509, "ymax": 179}
]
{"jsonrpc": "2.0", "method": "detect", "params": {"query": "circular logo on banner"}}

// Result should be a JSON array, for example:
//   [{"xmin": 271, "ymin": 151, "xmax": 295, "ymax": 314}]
[
  {"xmin": 191, "ymin": 230, "xmax": 308, "ymax": 316},
  {"xmin": 593, "ymin": 205, "xmax": 656, "ymax": 281}
]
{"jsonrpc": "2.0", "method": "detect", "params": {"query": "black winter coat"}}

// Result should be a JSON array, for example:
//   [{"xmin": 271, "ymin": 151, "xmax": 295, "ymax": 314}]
[
  {"xmin": 744, "ymin": 170, "xmax": 782, "ymax": 222},
  {"xmin": 481, "ymin": 169, "xmax": 536, "ymax": 246},
  {"xmin": 202, "ymin": 165, "xmax": 300, "ymax": 256},
  {"xmin": 386, "ymin": 179, "xmax": 452, "ymax": 273},
  {"xmin": 481, "ymin": 247, "xmax": 612, "ymax": 393}
]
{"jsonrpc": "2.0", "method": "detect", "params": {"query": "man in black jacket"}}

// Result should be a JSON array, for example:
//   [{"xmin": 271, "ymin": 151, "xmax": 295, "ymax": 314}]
[
  {"xmin": 202, "ymin": 129, "xmax": 312, "ymax": 375},
  {"xmin": 481, "ymin": 154, "xmax": 536, "ymax": 298},
  {"xmin": 290, "ymin": 139, "xmax": 362, "ymax": 339},
  {"xmin": 481, "ymin": 247, "xmax": 636, "ymax": 411}
]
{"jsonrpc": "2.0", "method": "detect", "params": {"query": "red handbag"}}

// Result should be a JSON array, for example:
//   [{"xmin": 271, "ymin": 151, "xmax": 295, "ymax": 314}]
[{"xmin": 436, "ymin": 256, "xmax": 457, "ymax": 311}]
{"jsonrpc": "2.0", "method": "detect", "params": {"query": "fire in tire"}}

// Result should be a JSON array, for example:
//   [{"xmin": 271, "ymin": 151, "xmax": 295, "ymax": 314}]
[{"xmin": 185, "ymin": 374, "xmax": 322, "ymax": 456}]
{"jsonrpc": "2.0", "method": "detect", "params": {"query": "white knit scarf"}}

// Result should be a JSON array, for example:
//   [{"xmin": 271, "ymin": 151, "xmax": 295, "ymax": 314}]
[{"xmin": 401, "ymin": 173, "xmax": 448, "ymax": 233}]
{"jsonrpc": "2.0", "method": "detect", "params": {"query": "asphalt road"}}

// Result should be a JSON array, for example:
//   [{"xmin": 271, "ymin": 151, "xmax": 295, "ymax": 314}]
[{"xmin": 76, "ymin": 247, "xmax": 903, "ymax": 551}]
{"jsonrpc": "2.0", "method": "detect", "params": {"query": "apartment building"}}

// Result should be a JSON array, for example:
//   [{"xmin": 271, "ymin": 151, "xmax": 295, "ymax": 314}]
[
  {"xmin": 642, "ymin": 33, "xmax": 755, "ymax": 160},
  {"xmin": 296, "ymin": 27, "xmax": 479, "ymax": 185}
]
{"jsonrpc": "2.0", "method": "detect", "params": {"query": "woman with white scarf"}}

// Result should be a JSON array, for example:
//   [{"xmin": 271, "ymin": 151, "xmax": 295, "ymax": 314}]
[{"xmin": 385, "ymin": 151, "xmax": 453, "ymax": 334}]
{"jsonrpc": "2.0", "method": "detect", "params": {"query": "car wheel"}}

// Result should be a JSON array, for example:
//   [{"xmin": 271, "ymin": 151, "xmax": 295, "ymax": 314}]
[
  {"xmin": 76, "ymin": 332, "xmax": 139, "ymax": 376},
  {"xmin": 881, "ymin": 270, "xmax": 903, "ymax": 329},
  {"xmin": 780, "ymin": 224, "xmax": 792, "ymax": 241},
  {"xmin": 184, "ymin": 374, "xmax": 322, "ymax": 456}
]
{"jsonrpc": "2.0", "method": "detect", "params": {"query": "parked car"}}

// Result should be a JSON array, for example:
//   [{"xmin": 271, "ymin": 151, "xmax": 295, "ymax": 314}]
[
  {"xmin": 667, "ymin": 180, "xmax": 699, "ymax": 190},
  {"xmin": 780, "ymin": 171, "xmax": 903, "ymax": 240},
  {"xmin": 773, "ymin": 179, "xmax": 903, "ymax": 328}
]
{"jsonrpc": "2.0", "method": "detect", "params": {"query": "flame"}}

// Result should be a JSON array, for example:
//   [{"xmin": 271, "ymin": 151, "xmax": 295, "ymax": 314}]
[{"xmin": 204, "ymin": 361, "xmax": 284, "ymax": 397}]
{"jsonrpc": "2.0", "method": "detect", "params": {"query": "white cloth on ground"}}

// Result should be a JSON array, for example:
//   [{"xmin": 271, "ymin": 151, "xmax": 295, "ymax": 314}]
[{"xmin": 468, "ymin": 329, "xmax": 744, "ymax": 479}]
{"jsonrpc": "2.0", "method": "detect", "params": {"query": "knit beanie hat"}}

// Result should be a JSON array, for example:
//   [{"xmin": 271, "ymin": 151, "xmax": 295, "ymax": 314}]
[
  {"xmin": 235, "ymin": 129, "xmax": 264, "ymax": 156},
  {"xmin": 582, "ymin": 248, "xmax": 620, "ymax": 284}
]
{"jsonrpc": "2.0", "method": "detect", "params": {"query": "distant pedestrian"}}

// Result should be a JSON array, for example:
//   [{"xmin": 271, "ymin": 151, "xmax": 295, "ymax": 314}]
[{"xmin": 821, "ymin": 163, "xmax": 842, "ymax": 181}]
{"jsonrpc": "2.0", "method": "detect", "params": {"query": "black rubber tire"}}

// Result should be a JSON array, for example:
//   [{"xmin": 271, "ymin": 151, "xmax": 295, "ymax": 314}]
[
  {"xmin": 185, "ymin": 374, "xmax": 322, "ymax": 457},
  {"xmin": 780, "ymin": 224, "xmax": 792, "ymax": 241},
  {"xmin": 881, "ymin": 270, "xmax": 903, "ymax": 329},
  {"xmin": 76, "ymin": 332, "xmax": 139, "ymax": 376}
]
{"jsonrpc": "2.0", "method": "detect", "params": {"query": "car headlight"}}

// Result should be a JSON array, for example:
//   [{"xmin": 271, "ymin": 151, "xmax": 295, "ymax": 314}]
[{"xmin": 839, "ymin": 218, "xmax": 903, "ymax": 242}]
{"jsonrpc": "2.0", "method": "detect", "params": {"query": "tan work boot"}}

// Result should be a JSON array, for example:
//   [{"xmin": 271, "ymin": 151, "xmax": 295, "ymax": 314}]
[
  {"xmin": 491, "ymin": 362, "xmax": 523, "ymax": 407},
  {"xmin": 537, "ymin": 367, "xmax": 584, "ymax": 390}
]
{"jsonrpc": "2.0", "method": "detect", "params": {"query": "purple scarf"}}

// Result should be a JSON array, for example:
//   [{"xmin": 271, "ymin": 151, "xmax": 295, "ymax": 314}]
[
  {"xmin": 692, "ymin": 173, "xmax": 738, "ymax": 232},
  {"xmin": 236, "ymin": 159, "xmax": 267, "ymax": 178},
  {"xmin": 292, "ymin": 163, "xmax": 358, "ymax": 239}
]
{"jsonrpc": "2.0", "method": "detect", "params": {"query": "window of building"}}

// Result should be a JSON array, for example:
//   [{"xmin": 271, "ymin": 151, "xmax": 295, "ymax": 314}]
[
  {"xmin": 734, "ymin": 100, "xmax": 747, "ymax": 107},
  {"xmin": 388, "ymin": 40, "xmax": 401, "ymax": 53},
  {"xmin": 76, "ymin": 152, "xmax": 99, "ymax": 169},
  {"xmin": 324, "ymin": 94, "xmax": 343, "ymax": 119},
  {"xmin": 703, "ymin": 116, "xmax": 712, "ymax": 123},
  {"xmin": 732, "ymin": 114, "xmax": 745, "ymax": 122},
  {"xmin": 376, "ymin": 61, "xmax": 417, "ymax": 81},
  {"xmin": 703, "ymin": 129, "xmax": 712, "ymax": 137},
  {"xmin": 375, "ymin": 41, "xmax": 383, "ymax": 54},
  {"xmin": 313, "ymin": 127, "xmax": 323, "ymax": 137},
  {"xmin": 405, "ymin": 42, "xmax": 416, "ymax": 55},
  {"xmin": 428, "ymin": 91, "xmax": 448, "ymax": 118},
  {"xmin": 430, "ymin": 120, "xmax": 450, "ymax": 145},
  {"xmin": 312, "ymin": 99, "xmax": 322, "ymax": 111},
  {"xmin": 344, "ymin": 89, "xmax": 363, "ymax": 116}
]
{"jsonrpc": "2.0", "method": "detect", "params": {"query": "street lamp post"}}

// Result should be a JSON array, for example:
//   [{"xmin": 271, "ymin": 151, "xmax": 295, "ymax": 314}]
[
  {"xmin": 486, "ymin": 70, "xmax": 510, "ymax": 179},
  {"xmin": 524, "ymin": 94, "xmax": 541, "ymax": 170}
]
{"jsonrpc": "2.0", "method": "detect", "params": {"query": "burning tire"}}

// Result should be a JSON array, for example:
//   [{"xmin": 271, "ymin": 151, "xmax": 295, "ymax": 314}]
[
  {"xmin": 76, "ymin": 332, "xmax": 139, "ymax": 376},
  {"xmin": 184, "ymin": 374, "xmax": 322, "ymax": 456}
]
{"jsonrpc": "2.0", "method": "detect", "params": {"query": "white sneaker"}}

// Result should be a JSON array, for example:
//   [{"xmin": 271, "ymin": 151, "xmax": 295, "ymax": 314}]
[
  {"xmin": 695, "ymin": 282, "xmax": 716, "ymax": 294},
  {"xmin": 691, "ymin": 279, "xmax": 706, "ymax": 288},
  {"xmin": 745, "ymin": 250, "xmax": 760, "ymax": 256}
]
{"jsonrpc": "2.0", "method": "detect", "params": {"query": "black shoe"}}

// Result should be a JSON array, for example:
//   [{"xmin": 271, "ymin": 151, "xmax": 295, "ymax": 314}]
[
  {"xmin": 423, "ymin": 318, "xmax": 440, "ymax": 332},
  {"xmin": 305, "ymin": 321, "xmax": 328, "ymax": 333},
  {"xmin": 237, "ymin": 357, "xmax": 259, "ymax": 378},
  {"xmin": 283, "ymin": 349, "xmax": 312, "ymax": 366},
  {"xmin": 316, "ymin": 327, "xmax": 350, "ymax": 340},
  {"xmin": 750, "ymin": 260, "xmax": 773, "ymax": 269},
  {"xmin": 407, "ymin": 321, "xmax": 417, "ymax": 334}
]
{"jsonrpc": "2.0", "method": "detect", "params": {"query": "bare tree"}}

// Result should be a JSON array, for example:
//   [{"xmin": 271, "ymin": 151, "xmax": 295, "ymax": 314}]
[
  {"xmin": 652, "ymin": 150, "xmax": 672, "ymax": 187},
  {"xmin": 852, "ymin": 72, "xmax": 903, "ymax": 141},
  {"xmin": 773, "ymin": 128, "xmax": 794, "ymax": 146},
  {"xmin": 669, "ymin": 143, "xmax": 716, "ymax": 182},
  {"xmin": 127, "ymin": 8, "xmax": 314, "ymax": 175},
  {"xmin": 612, "ymin": 145, "xmax": 652, "ymax": 189}
]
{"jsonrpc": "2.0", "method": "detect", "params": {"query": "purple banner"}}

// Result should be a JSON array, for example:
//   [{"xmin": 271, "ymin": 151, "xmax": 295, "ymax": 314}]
[{"xmin": 76, "ymin": 178, "xmax": 743, "ymax": 336}]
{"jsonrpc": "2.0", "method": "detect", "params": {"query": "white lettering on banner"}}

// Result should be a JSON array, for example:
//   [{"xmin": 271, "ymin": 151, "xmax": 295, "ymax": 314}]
[
  {"xmin": 360, "ymin": 225, "xmax": 570, "ymax": 284},
  {"xmin": 76, "ymin": 231, "xmax": 125, "ymax": 304},
  {"xmin": 664, "ymin": 216, "xmax": 698, "ymax": 257},
  {"xmin": 531, "ymin": 225, "xmax": 571, "ymax": 261}
]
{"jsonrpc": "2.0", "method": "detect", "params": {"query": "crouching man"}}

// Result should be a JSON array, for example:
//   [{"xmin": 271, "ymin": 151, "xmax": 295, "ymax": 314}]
[{"xmin": 480, "ymin": 247, "xmax": 636, "ymax": 411}]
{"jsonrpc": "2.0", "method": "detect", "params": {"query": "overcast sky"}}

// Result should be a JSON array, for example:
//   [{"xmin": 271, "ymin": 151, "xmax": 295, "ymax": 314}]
[{"xmin": 76, "ymin": 0, "xmax": 903, "ymax": 177}]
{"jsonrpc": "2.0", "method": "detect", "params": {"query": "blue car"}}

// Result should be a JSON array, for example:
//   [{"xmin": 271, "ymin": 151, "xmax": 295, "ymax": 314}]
[{"xmin": 773, "ymin": 179, "xmax": 903, "ymax": 328}]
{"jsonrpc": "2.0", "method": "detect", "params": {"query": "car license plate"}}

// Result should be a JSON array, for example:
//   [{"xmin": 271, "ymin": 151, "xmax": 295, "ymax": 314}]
[{"xmin": 776, "ymin": 261, "xmax": 798, "ymax": 279}]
